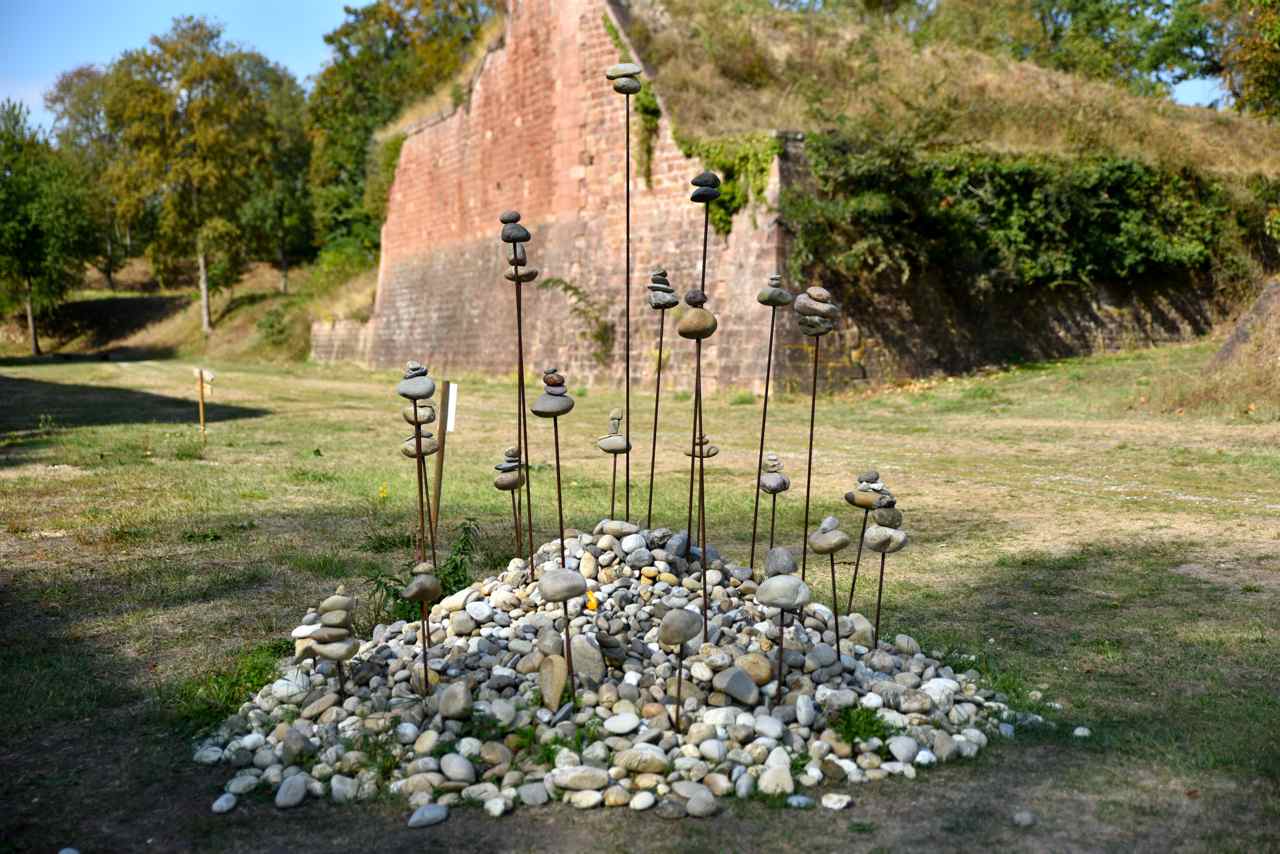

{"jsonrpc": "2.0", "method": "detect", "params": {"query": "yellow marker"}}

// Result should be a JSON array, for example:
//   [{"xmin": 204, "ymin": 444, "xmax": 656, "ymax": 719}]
[{"xmin": 585, "ymin": 590, "xmax": 598, "ymax": 611}]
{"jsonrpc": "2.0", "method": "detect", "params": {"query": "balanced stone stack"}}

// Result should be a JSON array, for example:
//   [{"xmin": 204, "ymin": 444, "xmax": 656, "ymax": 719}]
[
  {"xmin": 807, "ymin": 516, "xmax": 851, "ymax": 556},
  {"xmin": 648, "ymin": 268, "xmax": 678, "ymax": 311},
  {"xmin": 197, "ymin": 523, "xmax": 1034, "ymax": 824},
  {"xmin": 597, "ymin": 409, "xmax": 630, "ymax": 455},
  {"xmin": 501, "ymin": 211, "xmax": 537, "ymax": 283},
  {"xmin": 757, "ymin": 273, "xmax": 793, "ymax": 308},
  {"xmin": 683, "ymin": 433, "xmax": 719, "ymax": 460},
  {"xmin": 794, "ymin": 286, "xmax": 839, "ymax": 337},
  {"xmin": 846, "ymin": 471, "xmax": 908, "ymax": 551},
  {"xmin": 398, "ymin": 362, "xmax": 439, "ymax": 460},
  {"xmin": 531, "ymin": 367, "xmax": 573, "ymax": 418},
  {"xmin": 676, "ymin": 288, "xmax": 718, "ymax": 340},
  {"xmin": 291, "ymin": 586, "xmax": 358, "ymax": 666},
  {"xmin": 758, "ymin": 453, "xmax": 790, "ymax": 495},
  {"xmin": 606, "ymin": 61, "xmax": 642, "ymax": 95},
  {"xmin": 493, "ymin": 447, "xmax": 523, "ymax": 492}
]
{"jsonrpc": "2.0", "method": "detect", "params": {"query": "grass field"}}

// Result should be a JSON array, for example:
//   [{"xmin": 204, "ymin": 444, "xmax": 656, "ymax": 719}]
[{"xmin": 1, "ymin": 339, "xmax": 1278, "ymax": 852}]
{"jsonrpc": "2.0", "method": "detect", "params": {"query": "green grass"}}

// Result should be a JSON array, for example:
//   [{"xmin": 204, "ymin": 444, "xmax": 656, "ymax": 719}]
[
  {"xmin": 159, "ymin": 638, "xmax": 291, "ymax": 734},
  {"xmin": 0, "ymin": 340, "xmax": 1276, "ymax": 847}
]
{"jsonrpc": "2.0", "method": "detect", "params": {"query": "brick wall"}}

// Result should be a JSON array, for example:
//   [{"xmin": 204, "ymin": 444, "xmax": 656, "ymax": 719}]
[{"xmin": 314, "ymin": 0, "xmax": 795, "ymax": 394}]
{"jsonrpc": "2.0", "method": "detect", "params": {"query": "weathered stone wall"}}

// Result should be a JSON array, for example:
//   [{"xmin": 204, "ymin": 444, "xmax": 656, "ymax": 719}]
[{"xmin": 318, "ymin": 0, "xmax": 792, "ymax": 393}]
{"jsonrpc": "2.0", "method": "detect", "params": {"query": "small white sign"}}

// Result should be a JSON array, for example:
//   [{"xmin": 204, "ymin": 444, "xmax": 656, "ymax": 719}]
[
  {"xmin": 447, "ymin": 384, "xmax": 458, "ymax": 432},
  {"xmin": 192, "ymin": 367, "xmax": 216, "ymax": 383}
]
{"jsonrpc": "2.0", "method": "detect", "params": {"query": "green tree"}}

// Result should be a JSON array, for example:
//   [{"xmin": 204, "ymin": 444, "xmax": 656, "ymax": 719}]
[
  {"xmin": 43, "ymin": 65, "xmax": 131, "ymax": 290},
  {"xmin": 238, "ymin": 56, "xmax": 312, "ymax": 293},
  {"xmin": 307, "ymin": 0, "xmax": 491, "ymax": 248},
  {"xmin": 0, "ymin": 101, "xmax": 94, "ymax": 355},
  {"xmin": 1210, "ymin": 0, "xmax": 1280, "ymax": 117},
  {"xmin": 105, "ymin": 16, "xmax": 269, "ymax": 333}
]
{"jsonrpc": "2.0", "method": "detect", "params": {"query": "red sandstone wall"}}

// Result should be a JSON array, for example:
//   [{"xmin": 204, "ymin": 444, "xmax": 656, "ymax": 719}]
[{"xmin": 344, "ymin": 0, "xmax": 791, "ymax": 393}]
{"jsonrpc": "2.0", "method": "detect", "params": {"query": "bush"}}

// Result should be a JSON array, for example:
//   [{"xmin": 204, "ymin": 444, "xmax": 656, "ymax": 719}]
[{"xmin": 782, "ymin": 115, "xmax": 1266, "ymax": 297}]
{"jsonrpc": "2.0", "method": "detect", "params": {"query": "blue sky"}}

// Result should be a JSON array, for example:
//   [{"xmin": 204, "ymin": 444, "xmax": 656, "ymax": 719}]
[
  {"xmin": 1, "ymin": 1, "xmax": 1230, "ymax": 134},
  {"xmin": 0, "ymin": 0, "xmax": 350, "ymax": 132}
]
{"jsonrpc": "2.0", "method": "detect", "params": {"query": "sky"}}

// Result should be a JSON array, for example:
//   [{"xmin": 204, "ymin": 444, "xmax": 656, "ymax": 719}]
[
  {"xmin": 0, "ymin": 0, "xmax": 351, "ymax": 133},
  {"xmin": 1, "ymin": 1, "xmax": 1231, "ymax": 135}
]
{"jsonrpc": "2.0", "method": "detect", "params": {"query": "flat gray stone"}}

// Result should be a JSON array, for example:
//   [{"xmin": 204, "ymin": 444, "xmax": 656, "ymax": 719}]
[
  {"xmin": 274, "ymin": 773, "xmax": 308, "ymax": 809},
  {"xmin": 407, "ymin": 803, "xmax": 449, "ymax": 828},
  {"xmin": 756, "ymin": 575, "xmax": 811, "ymax": 609},
  {"xmin": 711, "ymin": 666, "xmax": 759, "ymax": 706},
  {"xmin": 539, "ymin": 570, "xmax": 586, "ymax": 603}
]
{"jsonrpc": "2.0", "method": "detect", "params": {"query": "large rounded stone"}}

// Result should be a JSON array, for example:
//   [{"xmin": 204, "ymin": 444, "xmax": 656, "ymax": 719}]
[
  {"xmin": 531, "ymin": 391, "xmax": 574, "ymax": 418},
  {"xmin": 659, "ymin": 608, "xmax": 702, "ymax": 646},
  {"xmin": 552, "ymin": 765, "xmax": 610, "ymax": 790},
  {"xmin": 539, "ymin": 570, "xmax": 586, "ymax": 603},
  {"xmin": 807, "ymin": 529, "xmax": 851, "ymax": 555},
  {"xmin": 438, "ymin": 681, "xmax": 472, "ymax": 720},
  {"xmin": 539, "ymin": 655, "xmax": 568, "ymax": 710},
  {"xmin": 676, "ymin": 308, "xmax": 717, "ymax": 340},
  {"xmin": 711, "ymin": 667, "xmax": 759, "ymax": 706},
  {"xmin": 616, "ymin": 744, "xmax": 670, "ymax": 773},
  {"xmin": 864, "ymin": 525, "xmax": 908, "ymax": 554},
  {"xmin": 756, "ymin": 575, "xmax": 811, "ymax": 610},
  {"xmin": 397, "ymin": 375, "xmax": 436, "ymax": 401},
  {"xmin": 401, "ymin": 574, "xmax": 441, "ymax": 604},
  {"xmin": 764, "ymin": 547, "xmax": 797, "ymax": 577}
]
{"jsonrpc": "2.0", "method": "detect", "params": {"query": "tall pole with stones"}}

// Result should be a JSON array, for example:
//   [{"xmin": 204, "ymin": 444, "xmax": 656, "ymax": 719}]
[
  {"xmin": 606, "ymin": 62, "xmax": 642, "ymax": 523},
  {"xmin": 749, "ymin": 276, "xmax": 794, "ymax": 573},
  {"xmin": 645, "ymin": 268, "xmax": 677, "ymax": 528},
  {"xmin": 501, "ymin": 211, "xmax": 539, "ymax": 567},
  {"xmin": 793, "ymin": 286, "xmax": 839, "ymax": 581}
]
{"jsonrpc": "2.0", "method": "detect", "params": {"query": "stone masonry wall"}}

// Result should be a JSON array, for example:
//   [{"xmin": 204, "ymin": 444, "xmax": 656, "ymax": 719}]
[{"xmin": 319, "ymin": 0, "xmax": 795, "ymax": 393}]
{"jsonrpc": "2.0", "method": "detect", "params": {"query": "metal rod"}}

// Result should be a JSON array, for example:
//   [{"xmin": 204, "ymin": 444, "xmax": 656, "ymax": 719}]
[
  {"xmin": 419, "ymin": 600, "xmax": 429, "ymax": 706},
  {"xmin": 430, "ymin": 380, "xmax": 451, "ymax": 537},
  {"xmin": 684, "ymin": 352, "xmax": 697, "ymax": 561},
  {"xmin": 696, "ymin": 340, "xmax": 708, "ymax": 640},
  {"xmin": 800, "ymin": 335, "xmax": 820, "ymax": 581},
  {"xmin": 874, "ymin": 552, "xmax": 887, "ymax": 649},
  {"xmin": 515, "ymin": 284, "xmax": 536, "ymax": 566},
  {"xmin": 675, "ymin": 646, "xmax": 684, "ymax": 733},
  {"xmin": 774, "ymin": 607, "xmax": 785, "ymax": 710},
  {"xmin": 845, "ymin": 509, "xmax": 870, "ymax": 615},
  {"xmin": 645, "ymin": 312, "xmax": 665, "ymax": 530},
  {"xmin": 748, "ymin": 306, "xmax": 777, "ymax": 571},
  {"xmin": 422, "ymin": 459, "xmax": 439, "ymax": 569},
  {"xmin": 562, "ymin": 599, "xmax": 575, "ymax": 704},
  {"xmin": 552, "ymin": 416, "xmax": 566, "ymax": 570},
  {"xmin": 829, "ymin": 553, "xmax": 843, "ymax": 663},
  {"xmin": 197, "ymin": 372, "xmax": 206, "ymax": 444},
  {"xmin": 412, "ymin": 401, "xmax": 427, "ymax": 563},
  {"xmin": 624, "ymin": 91, "xmax": 632, "ymax": 523},
  {"xmin": 510, "ymin": 490, "xmax": 522, "ymax": 554},
  {"xmin": 336, "ymin": 660, "xmax": 345, "ymax": 702},
  {"xmin": 768, "ymin": 493, "xmax": 778, "ymax": 551},
  {"xmin": 610, "ymin": 454, "xmax": 617, "ymax": 520}
]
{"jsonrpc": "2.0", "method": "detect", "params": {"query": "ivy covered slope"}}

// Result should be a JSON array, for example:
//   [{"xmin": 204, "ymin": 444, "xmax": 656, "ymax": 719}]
[{"xmin": 620, "ymin": 0, "xmax": 1280, "ymax": 307}]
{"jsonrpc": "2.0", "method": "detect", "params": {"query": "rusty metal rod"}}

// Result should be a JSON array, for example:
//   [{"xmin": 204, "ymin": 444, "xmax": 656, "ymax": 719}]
[
  {"xmin": 412, "ymin": 401, "xmax": 427, "ymax": 563},
  {"xmin": 874, "ymin": 552, "xmax": 887, "ymax": 649},
  {"xmin": 748, "ymin": 306, "xmax": 777, "ymax": 572},
  {"xmin": 800, "ymin": 335, "xmax": 820, "ymax": 581},
  {"xmin": 768, "ymin": 493, "xmax": 778, "ymax": 551},
  {"xmin": 645, "ymin": 312, "xmax": 666, "ymax": 529},
  {"xmin": 510, "ymin": 490, "xmax": 522, "ymax": 555},
  {"xmin": 829, "ymin": 553, "xmax": 843, "ymax": 663},
  {"xmin": 624, "ymin": 90, "xmax": 632, "ymax": 523},
  {"xmin": 419, "ymin": 600, "xmax": 429, "ymax": 706},
  {"xmin": 515, "ymin": 282, "xmax": 536, "ymax": 565},
  {"xmin": 422, "ymin": 460, "xmax": 439, "ymax": 569},
  {"xmin": 552, "ymin": 416, "xmax": 567, "ymax": 570},
  {"xmin": 610, "ymin": 453, "xmax": 618, "ymax": 520},
  {"xmin": 675, "ymin": 646, "xmax": 684, "ymax": 733},
  {"xmin": 562, "ymin": 599, "xmax": 575, "ymax": 704},
  {"xmin": 844, "ymin": 509, "xmax": 870, "ymax": 615},
  {"xmin": 774, "ymin": 607, "xmax": 786, "ymax": 711}
]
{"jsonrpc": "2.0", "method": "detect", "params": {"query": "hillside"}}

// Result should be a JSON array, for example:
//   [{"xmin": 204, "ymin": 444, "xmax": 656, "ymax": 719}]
[{"xmin": 617, "ymin": 0, "xmax": 1280, "ymax": 177}]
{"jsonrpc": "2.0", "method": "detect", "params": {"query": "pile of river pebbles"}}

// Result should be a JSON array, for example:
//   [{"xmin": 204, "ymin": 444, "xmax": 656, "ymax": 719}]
[{"xmin": 193, "ymin": 521, "xmax": 1045, "ymax": 824}]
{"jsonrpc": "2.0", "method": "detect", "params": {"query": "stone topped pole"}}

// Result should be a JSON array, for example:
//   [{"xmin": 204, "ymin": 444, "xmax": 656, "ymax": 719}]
[
  {"xmin": 677, "ymin": 283, "xmax": 718, "ymax": 639},
  {"xmin": 794, "ymin": 286, "xmax": 840, "ymax": 581},
  {"xmin": 531, "ymin": 367, "xmax": 575, "ymax": 570},
  {"xmin": 606, "ymin": 62, "xmax": 643, "ymax": 522},
  {"xmin": 493, "ymin": 447, "xmax": 526, "ymax": 554},
  {"xmin": 398, "ymin": 361, "xmax": 439, "ymax": 568},
  {"xmin": 501, "ymin": 211, "xmax": 539, "ymax": 566},
  {"xmin": 843, "ymin": 470, "xmax": 896, "ymax": 616},
  {"xmin": 659, "ymin": 608, "xmax": 702, "ymax": 732},
  {"xmin": 644, "ymin": 268, "xmax": 677, "ymax": 528},
  {"xmin": 749, "ymin": 276, "xmax": 794, "ymax": 572},
  {"xmin": 808, "ymin": 515, "xmax": 852, "ymax": 662},
  {"xmin": 597, "ymin": 408, "xmax": 630, "ymax": 519}
]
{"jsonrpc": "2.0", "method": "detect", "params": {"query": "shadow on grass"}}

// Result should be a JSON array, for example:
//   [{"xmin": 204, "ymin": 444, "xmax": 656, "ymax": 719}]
[
  {"xmin": 889, "ymin": 540, "xmax": 1280, "ymax": 783},
  {"xmin": 0, "ymin": 374, "xmax": 270, "ymax": 467}
]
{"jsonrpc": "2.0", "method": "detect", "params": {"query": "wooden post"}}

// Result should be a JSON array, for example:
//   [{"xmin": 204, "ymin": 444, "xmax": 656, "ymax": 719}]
[
  {"xmin": 430, "ymin": 381, "xmax": 452, "ymax": 538},
  {"xmin": 197, "ymin": 370, "xmax": 207, "ymax": 444}
]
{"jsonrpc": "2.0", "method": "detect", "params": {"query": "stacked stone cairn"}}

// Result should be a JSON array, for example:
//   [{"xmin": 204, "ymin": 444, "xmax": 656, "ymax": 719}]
[
  {"xmin": 758, "ymin": 452, "xmax": 790, "ymax": 551},
  {"xmin": 290, "ymin": 587, "xmax": 358, "ymax": 675},
  {"xmin": 197, "ymin": 522, "xmax": 1038, "ymax": 820},
  {"xmin": 648, "ymin": 268, "xmax": 678, "ymax": 310},
  {"xmin": 793, "ymin": 286, "xmax": 839, "ymax": 337}
]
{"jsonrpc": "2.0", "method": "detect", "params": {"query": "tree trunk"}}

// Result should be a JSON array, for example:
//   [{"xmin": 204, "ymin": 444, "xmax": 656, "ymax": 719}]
[
  {"xmin": 25, "ymin": 282, "xmax": 40, "ymax": 357},
  {"xmin": 105, "ymin": 232, "xmax": 114, "ymax": 290},
  {"xmin": 198, "ymin": 249, "xmax": 212, "ymax": 334},
  {"xmin": 278, "ymin": 239, "xmax": 288, "ymax": 295}
]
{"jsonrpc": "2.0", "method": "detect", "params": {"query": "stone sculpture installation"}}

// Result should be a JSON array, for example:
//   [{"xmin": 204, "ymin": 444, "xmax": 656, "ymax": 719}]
[
  {"xmin": 493, "ymin": 447, "xmax": 526, "ymax": 554},
  {"xmin": 645, "ymin": 268, "xmax": 677, "ymax": 528},
  {"xmin": 398, "ymin": 362, "xmax": 439, "ymax": 567},
  {"xmin": 597, "ymin": 408, "xmax": 630, "ymax": 519},
  {"xmin": 531, "ymin": 367, "xmax": 575, "ymax": 571}
]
